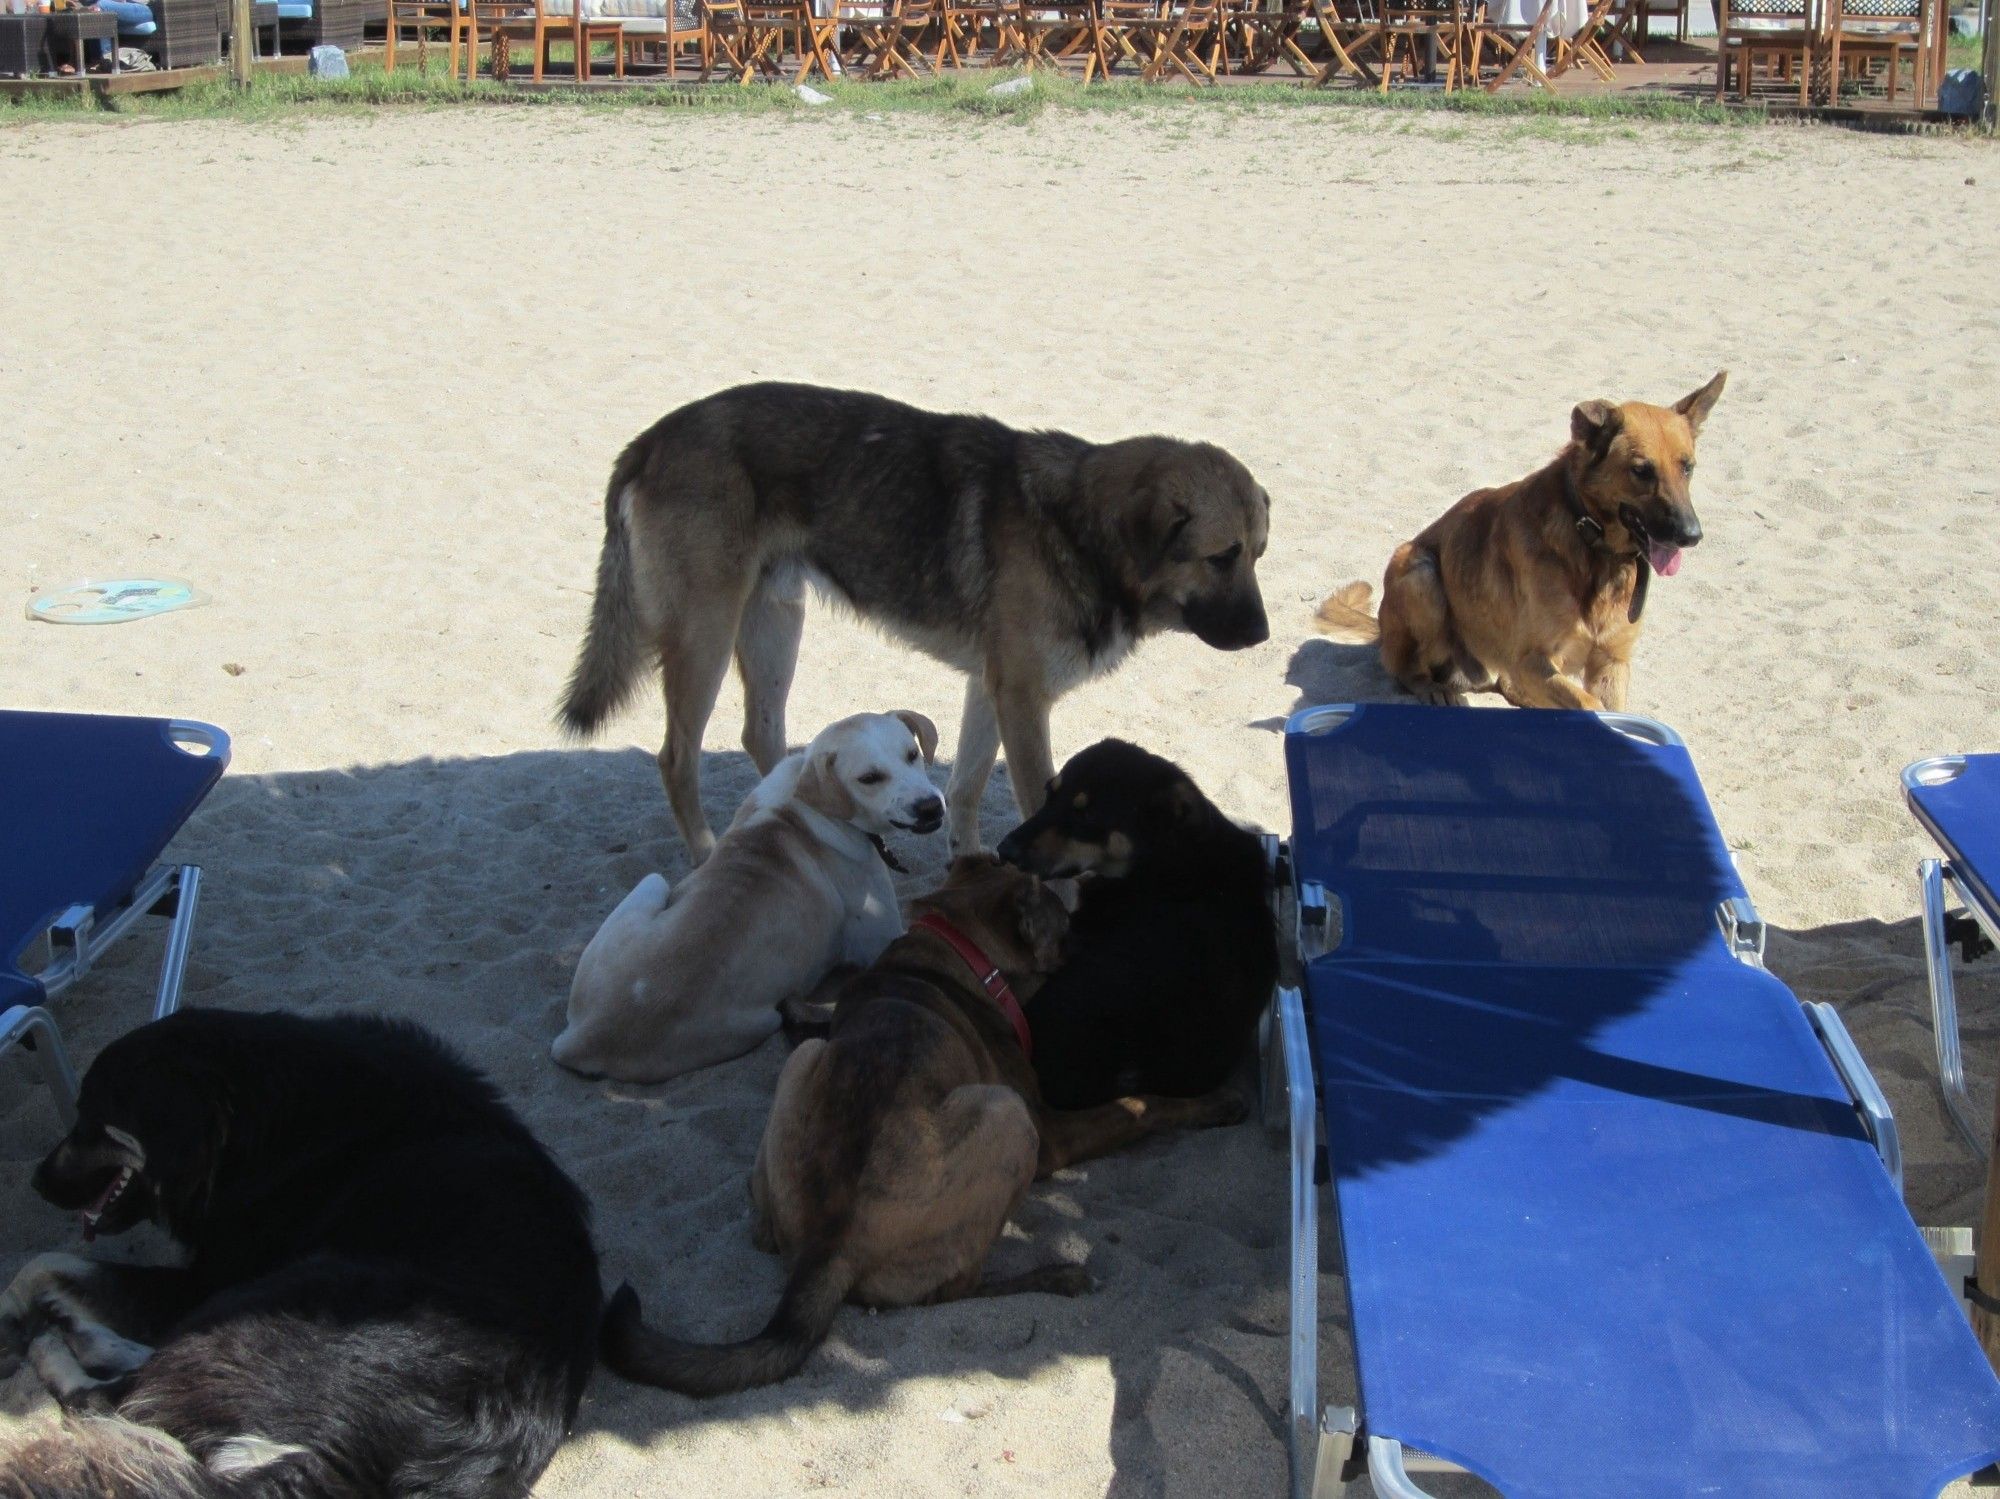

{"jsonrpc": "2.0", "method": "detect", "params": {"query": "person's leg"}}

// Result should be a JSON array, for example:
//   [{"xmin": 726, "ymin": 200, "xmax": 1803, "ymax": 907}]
[{"xmin": 95, "ymin": 0, "xmax": 155, "ymax": 61}]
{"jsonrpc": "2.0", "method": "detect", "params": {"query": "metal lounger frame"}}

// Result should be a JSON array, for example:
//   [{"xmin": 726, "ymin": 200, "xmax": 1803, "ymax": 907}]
[
  {"xmin": 1906, "ymin": 755, "xmax": 2000, "ymax": 1161},
  {"xmin": 1268, "ymin": 704, "xmax": 1904, "ymax": 1499}
]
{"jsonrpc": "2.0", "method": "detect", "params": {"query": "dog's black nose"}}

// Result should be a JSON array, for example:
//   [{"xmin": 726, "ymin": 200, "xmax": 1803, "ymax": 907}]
[
  {"xmin": 913, "ymin": 795, "xmax": 944, "ymax": 827},
  {"xmin": 996, "ymin": 829, "xmax": 1024, "ymax": 864},
  {"xmin": 1677, "ymin": 517, "xmax": 1703, "ymax": 547}
]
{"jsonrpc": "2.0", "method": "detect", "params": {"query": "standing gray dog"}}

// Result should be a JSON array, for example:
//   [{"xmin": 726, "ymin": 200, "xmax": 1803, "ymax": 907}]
[{"xmin": 559, "ymin": 381, "xmax": 1272, "ymax": 861}]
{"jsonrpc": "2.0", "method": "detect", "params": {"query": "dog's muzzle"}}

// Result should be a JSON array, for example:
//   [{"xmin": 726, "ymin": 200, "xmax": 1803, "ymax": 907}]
[
  {"xmin": 896, "ymin": 796, "xmax": 945, "ymax": 834},
  {"xmin": 1184, "ymin": 594, "xmax": 1270, "ymax": 651}
]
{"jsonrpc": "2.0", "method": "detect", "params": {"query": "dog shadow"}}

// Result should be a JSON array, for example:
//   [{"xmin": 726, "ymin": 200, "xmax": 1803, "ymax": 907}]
[{"xmin": 1248, "ymin": 638, "xmax": 1408, "ymax": 736}]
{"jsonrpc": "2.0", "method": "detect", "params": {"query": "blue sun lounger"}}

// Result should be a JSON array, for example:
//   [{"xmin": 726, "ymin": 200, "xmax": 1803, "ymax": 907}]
[
  {"xmin": 1270, "ymin": 703, "xmax": 2000, "ymax": 1499},
  {"xmin": 1906, "ymin": 753, "xmax": 2000, "ymax": 1160},
  {"xmin": 1, "ymin": 711, "xmax": 229, "ymax": 1127}
]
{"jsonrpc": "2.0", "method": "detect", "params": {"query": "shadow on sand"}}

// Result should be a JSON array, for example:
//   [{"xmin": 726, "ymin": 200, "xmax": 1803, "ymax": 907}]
[{"xmin": 0, "ymin": 741, "xmax": 1293, "ymax": 1497}]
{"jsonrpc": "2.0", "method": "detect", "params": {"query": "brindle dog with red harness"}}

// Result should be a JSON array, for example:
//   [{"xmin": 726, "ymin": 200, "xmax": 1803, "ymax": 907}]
[{"xmin": 598, "ymin": 855, "xmax": 1243, "ymax": 1398}]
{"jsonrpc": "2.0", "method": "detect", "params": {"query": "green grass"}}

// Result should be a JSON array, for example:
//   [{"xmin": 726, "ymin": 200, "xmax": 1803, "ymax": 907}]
[
  {"xmin": 4, "ymin": 45, "xmax": 1987, "ymax": 126},
  {"xmin": 0, "ymin": 56, "xmax": 1773, "ymax": 124}
]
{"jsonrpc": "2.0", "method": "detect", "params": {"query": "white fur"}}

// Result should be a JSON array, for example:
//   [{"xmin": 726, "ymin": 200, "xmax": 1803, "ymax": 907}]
[{"xmin": 552, "ymin": 711, "xmax": 942, "ymax": 1084}]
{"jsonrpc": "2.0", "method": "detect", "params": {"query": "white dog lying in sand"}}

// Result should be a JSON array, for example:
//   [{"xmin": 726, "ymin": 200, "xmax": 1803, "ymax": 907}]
[{"xmin": 552, "ymin": 710, "xmax": 944, "ymax": 1084}]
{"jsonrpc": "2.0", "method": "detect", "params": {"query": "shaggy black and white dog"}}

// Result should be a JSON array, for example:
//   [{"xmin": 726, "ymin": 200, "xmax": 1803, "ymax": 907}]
[{"xmin": 0, "ymin": 1010, "xmax": 601, "ymax": 1499}]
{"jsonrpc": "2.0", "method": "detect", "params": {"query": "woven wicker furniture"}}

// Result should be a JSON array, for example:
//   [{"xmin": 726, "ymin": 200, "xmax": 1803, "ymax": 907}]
[
  {"xmin": 145, "ymin": 0, "xmax": 223, "ymax": 65},
  {"xmin": 278, "ymin": 0, "xmax": 363, "ymax": 49},
  {"xmin": 0, "ymin": 12, "xmax": 51, "ymax": 74}
]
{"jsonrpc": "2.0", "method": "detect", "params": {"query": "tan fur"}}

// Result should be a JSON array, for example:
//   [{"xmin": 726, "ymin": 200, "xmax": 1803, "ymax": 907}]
[
  {"xmin": 1317, "ymin": 374, "xmax": 1725, "ymax": 711},
  {"xmin": 558, "ymin": 385, "xmax": 1271, "ymax": 863},
  {"xmin": 752, "ymin": 858, "xmax": 1242, "ymax": 1315}
]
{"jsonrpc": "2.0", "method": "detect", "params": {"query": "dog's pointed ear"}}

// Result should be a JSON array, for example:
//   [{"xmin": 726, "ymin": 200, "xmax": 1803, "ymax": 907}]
[
  {"xmin": 1571, "ymin": 400, "xmax": 1621, "ymax": 454},
  {"xmin": 795, "ymin": 750, "xmax": 857, "ymax": 822},
  {"xmin": 893, "ymin": 710, "xmax": 939, "ymax": 766},
  {"xmin": 1675, "ymin": 371, "xmax": 1727, "ymax": 433}
]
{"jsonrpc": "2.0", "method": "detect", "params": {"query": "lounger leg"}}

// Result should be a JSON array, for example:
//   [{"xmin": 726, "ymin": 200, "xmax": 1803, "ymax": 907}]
[
  {"xmin": 151, "ymin": 866, "xmax": 202, "ymax": 1023},
  {"xmin": 1, "ymin": 1008, "xmax": 79, "ymax": 1128},
  {"xmin": 1922, "ymin": 858, "xmax": 1986, "ymax": 1159},
  {"xmin": 1277, "ymin": 984, "xmax": 1322, "ymax": 1499}
]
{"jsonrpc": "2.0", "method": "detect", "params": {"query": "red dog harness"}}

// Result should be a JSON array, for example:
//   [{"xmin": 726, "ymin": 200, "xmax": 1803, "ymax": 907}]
[{"xmin": 913, "ymin": 913, "xmax": 1034, "ymax": 1061}]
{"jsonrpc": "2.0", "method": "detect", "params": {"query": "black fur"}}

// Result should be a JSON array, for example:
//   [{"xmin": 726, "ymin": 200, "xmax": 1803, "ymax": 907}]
[
  {"xmin": 0, "ymin": 1010, "xmax": 600, "ymax": 1499},
  {"xmin": 997, "ymin": 740, "xmax": 1278, "ymax": 1109}
]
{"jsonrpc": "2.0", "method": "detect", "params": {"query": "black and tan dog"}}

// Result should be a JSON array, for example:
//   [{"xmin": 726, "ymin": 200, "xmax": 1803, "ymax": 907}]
[
  {"xmin": 997, "ymin": 739, "xmax": 1277, "ymax": 1110},
  {"xmin": 1316, "ymin": 373, "xmax": 1726, "ymax": 711},
  {"xmin": 0, "ymin": 1011, "xmax": 600, "ymax": 1499},
  {"xmin": 559, "ymin": 381, "xmax": 1272, "ymax": 862},
  {"xmin": 599, "ymin": 856, "xmax": 1244, "ymax": 1398}
]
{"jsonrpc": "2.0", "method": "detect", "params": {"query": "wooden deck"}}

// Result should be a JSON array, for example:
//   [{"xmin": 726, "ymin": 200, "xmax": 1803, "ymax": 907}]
[{"xmin": 0, "ymin": 45, "xmax": 370, "ymax": 100}]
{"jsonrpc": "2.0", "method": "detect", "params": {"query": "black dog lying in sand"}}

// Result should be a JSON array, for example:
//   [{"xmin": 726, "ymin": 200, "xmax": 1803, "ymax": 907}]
[
  {"xmin": 998, "ymin": 739, "xmax": 1278, "ymax": 1109},
  {"xmin": 0, "ymin": 1010, "xmax": 601, "ymax": 1499}
]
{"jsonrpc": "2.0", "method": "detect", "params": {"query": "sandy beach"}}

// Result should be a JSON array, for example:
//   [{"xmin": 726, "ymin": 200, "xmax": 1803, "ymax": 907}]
[{"xmin": 2, "ymin": 105, "xmax": 1997, "ymax": 1496}]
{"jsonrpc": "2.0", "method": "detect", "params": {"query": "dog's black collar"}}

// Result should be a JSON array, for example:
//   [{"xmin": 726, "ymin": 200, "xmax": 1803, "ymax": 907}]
[
  {"xmin": 867, "ymin": 833, "xmax": 908, "ymax": 874},
  {"xmin": 1562, "ymin": 468, "xmax": 1648, "ymax": 625}
]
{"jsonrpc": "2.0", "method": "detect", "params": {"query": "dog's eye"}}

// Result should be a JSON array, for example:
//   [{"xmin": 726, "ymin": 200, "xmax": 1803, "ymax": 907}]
[
  {"xmin": 906, "ymin": 749, "xmax": 919, "ymax": 764},
  {"xmin": 857, "ymin": 771, "xmax": 888, "ymax": 787},
  {"xmin": 1630, "ymin": 460, "xmax": 1656, "ymax": 483},
  {"xmin": 1207, "ymin": 544, "xmax": 1242, "ymax": 572},
  {"xmin": 1681, "ymin": 458, "xmax": 1695, "ymax": 476}
]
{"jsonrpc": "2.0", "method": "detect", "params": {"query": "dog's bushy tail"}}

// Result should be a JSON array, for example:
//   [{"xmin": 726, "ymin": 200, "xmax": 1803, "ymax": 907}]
[
  {"xmin": 599, "ymin": 1254, "xmax": 854, "ymax": 1399},
  {"xmin": 557, "ymin": 455, "xmax": 650, "ymax": 739},
  {"xmin": 1312, "ymin": 582, "xmax": 1381, "ymax": 644},
  {"xmin": 0, "ymin": 1419, "xmax": 221, "ymax": 1499}
]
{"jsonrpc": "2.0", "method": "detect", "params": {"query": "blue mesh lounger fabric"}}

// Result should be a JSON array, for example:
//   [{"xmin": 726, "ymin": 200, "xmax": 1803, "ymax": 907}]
[
  {"xmin": 1908, "ymin": 753, "xmax": 2000, "ymax": 930},
  {"xmin": 1, "ymin": 711, "xmax": 228, "ymax": 999},
  {"xmin": 1287, "ymin": 703, "xmax": 2000, "ymax": 1499}
]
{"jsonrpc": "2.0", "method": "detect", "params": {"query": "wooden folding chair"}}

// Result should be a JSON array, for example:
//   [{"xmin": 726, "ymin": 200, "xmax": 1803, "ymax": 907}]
[
  {"xmin": 1016, "ymin": 0, "xmax": 1103, "ymax": 73},
  {"xmin": 1461, "ymin": 0, "xmax": 1553, "ymax": 86},
  {"xmin": 1714, "ymin": 0, "xmax": 1817, "ymax": 102},
  {"xmin": 832, "ymin": 0, "xmax": 920, "ymax": 71},
  {"xmin": 384, "ymin": 0, "xmax": 463, "ymax": 73},
  {"xmin": 738, "ymin": 0, "xmax": 834, "ymax": 77},
  {"xmin": 700, "ymin": 0, "xmax": 755, "ymax": 72},
  {"xmin": 1307, "ymin": 0, "xmax": 1384, "ymax": 84},
  {"xmin": 1111, "ymin": 0, "xmax": 1222, "ymax": 78},
  {"xmin": 1551, "ymin": 0, "xmax": 1619, "ymax": 78},
  {"xmin": 934, "ymin": 0, "xmax": 1019, "ymax": 63},
  {"xmin": 1375, "ymin": 0, "xmax": 1464, "ymax": 88},
  {"xmin": 1094, "ymin": 0, "xmax": 1161, "ymax": 73},
  {"xmin": 1217, "ymin": 0, "xmax": 1315, "ymax": 73}
]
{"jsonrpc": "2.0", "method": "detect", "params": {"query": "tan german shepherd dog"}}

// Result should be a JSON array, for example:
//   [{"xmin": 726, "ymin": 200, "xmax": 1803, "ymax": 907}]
[{"xmin": 1316, "ymin": 373, "xmax": 1726, "ymax": 711}]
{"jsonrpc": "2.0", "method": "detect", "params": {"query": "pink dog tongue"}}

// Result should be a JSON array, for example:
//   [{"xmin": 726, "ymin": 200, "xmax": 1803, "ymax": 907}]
[{"xmin": 1647, "ymin": 542, "xmax": 1682, "ymax": 577}]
